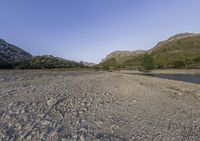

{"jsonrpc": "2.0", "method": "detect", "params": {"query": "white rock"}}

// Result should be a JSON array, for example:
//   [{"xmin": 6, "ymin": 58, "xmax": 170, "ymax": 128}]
[{"xmin": 80, "ymin": 135, "xmax": 85, "ymax": 141}]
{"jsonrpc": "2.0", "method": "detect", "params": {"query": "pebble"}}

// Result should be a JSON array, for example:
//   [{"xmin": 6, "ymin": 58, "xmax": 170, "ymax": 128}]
[
  {"xmin": 42, "ymin": 120, "xmax": 50, "ymax": 126},
  {"xmin": 8, "ymin": 102, "xmax": 14, "ymax": 107},
  {"xmin": 80, "ymin": 135, "xmax": 85, "ymax": 141}
]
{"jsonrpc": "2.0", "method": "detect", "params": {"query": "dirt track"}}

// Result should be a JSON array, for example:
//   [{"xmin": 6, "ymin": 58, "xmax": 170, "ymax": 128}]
[{"xmin": 0, "ymin": 70, "xmax": 200, "ymax": 141}]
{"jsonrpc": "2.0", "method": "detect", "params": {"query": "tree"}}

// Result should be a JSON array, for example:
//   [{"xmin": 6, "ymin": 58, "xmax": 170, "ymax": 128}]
[
  {"xmin": 80, "ymin": 61, "xmax": 85, "ymax": 68},
  {"xmin": 141, "ymin": 53, "xmax": 155, "ymax": 71},
  {"xmin": 172, "ymin": 60, "xmax": 185, "ymax": 68}
]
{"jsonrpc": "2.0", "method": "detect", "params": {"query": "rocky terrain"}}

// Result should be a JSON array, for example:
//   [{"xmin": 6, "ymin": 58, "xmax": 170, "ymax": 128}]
[{"xmin": 1, "ymin": 70, "xmax": 200, "ymax": 141}]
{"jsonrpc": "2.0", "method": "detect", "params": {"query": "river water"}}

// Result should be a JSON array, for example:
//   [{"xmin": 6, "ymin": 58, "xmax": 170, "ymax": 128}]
[{"xmin": 143, "ymin": 74, "xmax": 200, "ymax": 84}]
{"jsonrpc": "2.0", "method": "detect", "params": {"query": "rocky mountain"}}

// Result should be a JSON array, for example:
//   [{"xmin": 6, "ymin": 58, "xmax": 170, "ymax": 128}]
[{"xmin": 0, "ymin": 39, "xmax": 32, "ymax": 62}]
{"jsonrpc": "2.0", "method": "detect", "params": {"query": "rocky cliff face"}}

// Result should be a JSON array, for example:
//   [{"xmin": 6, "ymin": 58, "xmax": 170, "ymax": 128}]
[{"xmin": 0, "ymin": 39, "xmax": 32, "ymax": 62}]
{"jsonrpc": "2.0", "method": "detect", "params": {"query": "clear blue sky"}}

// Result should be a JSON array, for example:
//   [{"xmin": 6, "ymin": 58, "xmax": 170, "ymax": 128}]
[{"xmin": 0, "ymin": 0, "xmax": 200, "ymax": 63}]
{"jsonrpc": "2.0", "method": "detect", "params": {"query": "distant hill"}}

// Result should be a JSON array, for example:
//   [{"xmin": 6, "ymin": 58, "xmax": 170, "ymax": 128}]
[
  {"xmin": 81, "ymin": 61, "xmax": 96, "ymax": 67},
  {"xmin": 100, "ymin": 33, "xmax": 200, "ymax": 70}
]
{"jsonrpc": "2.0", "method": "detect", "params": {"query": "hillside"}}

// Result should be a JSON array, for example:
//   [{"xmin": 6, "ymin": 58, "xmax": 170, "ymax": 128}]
[
  {"xmin": 100, "ymin": 33, "xmax": 200, "ymax": 70},
  {"xmin": 0, "ymin": 39, "xmax": 32, "ymax": 68},
  {"xmin": 16, "ymin": 55, "xmax": 81, "ymax": 69},
  {"xmin": 0, "ymin": 39, "xmax": 32, "ymax": 62},
  {"xmin": 150, "ymin": 33, "xmax": 200, "ymax": 68},
  {"xmin": 100, "ymin": 50, "xmax": 146, "ymax": 70}
]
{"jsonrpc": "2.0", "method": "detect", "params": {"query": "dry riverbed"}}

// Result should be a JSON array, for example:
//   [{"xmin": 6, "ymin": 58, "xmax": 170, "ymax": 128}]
[{"xmin": 0, "ymin": 70, "xmax": 200, "ymax": 141}]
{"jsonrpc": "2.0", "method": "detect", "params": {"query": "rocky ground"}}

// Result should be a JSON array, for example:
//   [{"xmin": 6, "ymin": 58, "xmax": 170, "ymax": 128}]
[{"xmin": 0, "ymin": 70, "xmax": 200, "ymax": 141}]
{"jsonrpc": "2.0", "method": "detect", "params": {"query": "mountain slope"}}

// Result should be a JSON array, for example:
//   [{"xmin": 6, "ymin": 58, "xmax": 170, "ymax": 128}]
[
  {"xmin": 0, "ymin": 39, "xmax": 32, "ymax": 62},
  {"xmin": 0, "ymin": 39, "xmax": 32, "ymax": 68},
  {"xmin": 100, "ymin": 50, "xmax": 146, "ymax": 70}
]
